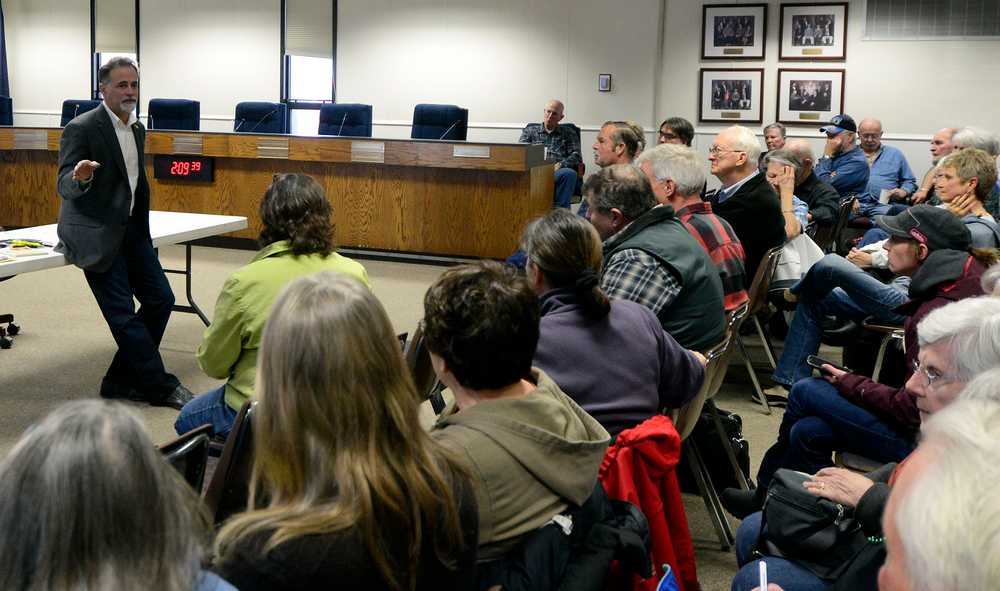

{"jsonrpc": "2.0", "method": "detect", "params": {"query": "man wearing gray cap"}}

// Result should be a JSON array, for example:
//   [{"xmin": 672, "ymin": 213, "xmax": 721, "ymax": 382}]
[{"xmin": 814, "ymin": 113, "xmax": 870, "ymax": 200}]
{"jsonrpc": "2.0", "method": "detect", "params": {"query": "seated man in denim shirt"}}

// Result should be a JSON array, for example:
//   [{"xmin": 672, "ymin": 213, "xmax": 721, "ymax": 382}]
[
  {"xmin": 814, "ymin": 114, "xmax": 870, "ymax": 203},
  {"xmin": 858, "ymin": 118, "xmax": 918, "ymax": 217},
  {"xmin": 519, "ymin": 99, "xmax": 582, "ymax": 209}
]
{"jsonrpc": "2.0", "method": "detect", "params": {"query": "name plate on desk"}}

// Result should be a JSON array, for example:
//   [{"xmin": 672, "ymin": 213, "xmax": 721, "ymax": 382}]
[
  {"xmin": 14, "ymin": 130, "xmax": 47, "ymax": 150},
  {"xmin": 453, "ymin": 145, "xmax": 490, "ymax": 159},
  {"xmin": 257, "ymin": 137, "xmax": 290, "ymax": 159},
  {"xmin": 351, "ymin": 141, "xmax": 385, "ymax": 163},
  {"xmin": 172, "ymin": 135, "xmax": 204, "ymax": 155}
]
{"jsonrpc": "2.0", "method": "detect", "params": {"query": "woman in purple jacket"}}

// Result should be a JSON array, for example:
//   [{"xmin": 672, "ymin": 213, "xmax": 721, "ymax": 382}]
[{"xmin": 523, "ymin": 208, "xmax": 705, "ymax": 437}]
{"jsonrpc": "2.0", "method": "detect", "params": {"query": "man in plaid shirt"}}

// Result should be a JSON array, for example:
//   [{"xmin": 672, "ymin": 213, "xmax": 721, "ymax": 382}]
[
  {"xmin": 584, "ymin": 165, "xmax": 726, "ymax": 352},
  {"xmin": 636, "ymin": 144, "xmax": 749, "ymax": 312},
  {"xmin": 519, "ymin": 99, "xmax": 582, "ymax": 208}
]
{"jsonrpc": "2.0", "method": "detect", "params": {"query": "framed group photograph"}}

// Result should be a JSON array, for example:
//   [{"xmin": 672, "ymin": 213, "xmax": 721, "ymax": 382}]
[
  {"xmin": 776, "ymin": 68, "xmax": 845, "ymax": 125},
  {"xmin": 699, "ymin": 68, "xmax": 765, "ymax": 124},
  {"xmin": 701, "ymin": 4, "xmax": 768, "ymax": 60},
  {"xmin": 779, "ymin": 3, "xmax": 848, "ymax": 60}
]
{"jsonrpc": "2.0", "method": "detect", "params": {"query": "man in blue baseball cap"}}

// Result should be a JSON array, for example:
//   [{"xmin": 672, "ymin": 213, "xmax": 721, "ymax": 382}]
[{"xmin": 815, "ymin": 113, "xmax": 870, "ymax": 201}]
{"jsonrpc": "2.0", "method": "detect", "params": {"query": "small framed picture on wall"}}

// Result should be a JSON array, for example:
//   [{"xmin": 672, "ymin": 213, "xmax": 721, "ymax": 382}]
[
  {"xmin": 779, "ymin": 3, "xmax": 848, "ymax": 60},
  {"xmin": 776, "ymin": 68, "xmax": 845, "ymax": 126},
  {"xmin": 701, "ymin": 4, "xmax": 768, "ymax": 60},
  {"xmin": 699, "ymin": 68, "xmax": 765, "ymax": 124}
]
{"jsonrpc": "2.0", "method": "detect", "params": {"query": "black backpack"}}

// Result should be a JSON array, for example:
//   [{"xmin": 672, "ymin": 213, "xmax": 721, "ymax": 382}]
[{"xmin": 676, "ymin": 406, "xmax": 751, "ymax": 494}]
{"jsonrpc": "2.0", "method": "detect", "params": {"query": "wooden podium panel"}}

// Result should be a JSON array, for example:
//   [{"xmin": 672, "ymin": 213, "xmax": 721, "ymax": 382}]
[{"xmin": 0, "ymin": 128, "xmax": 554, "ymax": 259}]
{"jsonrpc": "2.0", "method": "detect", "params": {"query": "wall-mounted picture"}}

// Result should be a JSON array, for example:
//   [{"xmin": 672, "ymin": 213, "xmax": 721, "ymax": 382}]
[
  {"xmin": 699, "ymin": 68, "xmax": 764, "ymax": 124},
  {"xmin": 598, "ymin": 73, "xmax": 612, "ymax": 92},
  {"xmin": 776, "ymin": 68, "xmax": 845, "ymax": 125},
  {"xmin": 779, "ymin": 3, "xmax": 848, "ymax": 60},
  {"xmin": 702, "ymin": 4, "xmax": 768, "ymax": 60}
]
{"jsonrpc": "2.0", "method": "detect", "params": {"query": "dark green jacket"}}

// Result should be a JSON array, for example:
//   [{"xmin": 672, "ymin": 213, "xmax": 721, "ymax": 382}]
[{"xmin": 603, "ymin": 206, "xmax": 726, "ymax": 352}]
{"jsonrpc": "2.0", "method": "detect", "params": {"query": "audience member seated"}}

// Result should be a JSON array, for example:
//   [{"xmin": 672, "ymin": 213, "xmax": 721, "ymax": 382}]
[
  {"xmin": 814, "ymin": 114, "xmax": 870, "ymax": 202},
  {"xmin": 578, "ymin": 120, "xmax": 645, "ymax": 218},
  {"xmin": 423, "ymin": 261, "xmax": 610, "ymax": 561},
  {"xmin": 175, "ymin": 174, "xmax": 369, "ymax": 439},
  {"xmin": 852, "ymin": 148, "xmax": 1000, "ymax": 255},
  {"xmin": 524, "ymin": 208, "xmax": 706, "ymax": 437},
  {"xmin": 636, "ymin": 143, "xmax": 749, "ymax": 311},
  {"xmin": 857, "ymin": 118, "xmax": 917, "ymax": 217},
  {"xmin": 910, "ymin": 127, "xmax": 957, "ymax": 205},
  {"xmin": 519, "ymin": 99, "xmax": 582, "ymax": 209},
  {"xmin": 724, "ymin": 218, "xmax": 995, "ymax": 518},
  {"xmin": 657, "ymin": 116, "xmax": 695, "ymax": 146},
  {"xmin": 0, "ymin": 400, "xmax": 235, "ymax": 591},
  {"xmin": 707, "ymin": 125, "xmax": 786, "ymax": 278},
  {"xmin": 780, "ymin": 139, "xmax": 841, "ymax": 229},
  {"xmin": 766, "ymin": 205, "xmax": 988, "ymax": 402},
  {"xmin": 732, "ymin": 368, "xmax": 1000, "ymax": 591},
  {"xmin": 951, "ymin": 126, "xmax": 1000, "ymax": 218},
  {"xmin": 758, "ymin": 122, "xmax": 787, "ymax": 172},
  {"xmin": 730, "ymin": 299, "xmax": 1000, "ymax": 591},
  {"xmin": 763, "ymin": 149, "xmax": 814, "ymax": 240},
  {"xmin": 214, "ymin": 272, "xmax": 478, "ymax": 590},
  {"xmin": 585, "ymin": 164, "xmax": 726, "ymax": 352}
]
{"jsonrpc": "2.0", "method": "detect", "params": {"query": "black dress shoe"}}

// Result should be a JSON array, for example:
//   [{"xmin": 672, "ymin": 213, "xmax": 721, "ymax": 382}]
[
  {"xmin": 99, "ymin": 378, "xmax": 144, "ymax": 401},
  {"xmin": 150, "ymin": 384, "xmax": 195, "ymax": 411},
  {"xmin": 720, "ymin": 487, "xmax": 764, "ymax": 519}
]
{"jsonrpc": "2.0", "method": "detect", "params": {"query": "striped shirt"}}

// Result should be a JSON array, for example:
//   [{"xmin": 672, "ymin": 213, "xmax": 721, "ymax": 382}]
[{"xmin": 675, "ymin": 201, "xmax": 749, "ymax": 312}]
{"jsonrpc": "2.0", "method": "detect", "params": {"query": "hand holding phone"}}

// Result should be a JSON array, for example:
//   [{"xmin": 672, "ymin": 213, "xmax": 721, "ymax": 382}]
[{"xmin": 806, "ymin": 355, "xmax": 850, "ymax": 375}]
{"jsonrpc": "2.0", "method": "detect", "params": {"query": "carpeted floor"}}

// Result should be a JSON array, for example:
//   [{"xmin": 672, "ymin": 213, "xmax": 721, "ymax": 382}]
[{"xmin": 0, "ymin": 243, "xmax": 804, "ymax": 590}]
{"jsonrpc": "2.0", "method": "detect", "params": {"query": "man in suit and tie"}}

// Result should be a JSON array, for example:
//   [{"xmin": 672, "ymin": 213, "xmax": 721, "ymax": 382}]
[{"xmin": 55, "ymin": 57, "xmax": 193, "ymax": 410}]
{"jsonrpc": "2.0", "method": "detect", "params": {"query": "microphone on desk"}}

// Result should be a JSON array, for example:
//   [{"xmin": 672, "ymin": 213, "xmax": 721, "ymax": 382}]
[
  {"xmin": 72, "ymin": 104, "xmax": 81, "ymax": 119},
  {"xmin": 438, "ymin": 119, "xmax": 461, "ymax": 140},
  {"xmin": 233, "ymin": 118, "xmax": 246, "ymax": 132},
  {"xmin": 247, "ymin": 108, "xmax": 281, "ymax": 133},
  {"xmin": 147, "ymin": 113, "xmax": 154, "ymax": 130},
  {"xmin": 336, "ymin": 112, "xmax": 348, "ymax": 136}
]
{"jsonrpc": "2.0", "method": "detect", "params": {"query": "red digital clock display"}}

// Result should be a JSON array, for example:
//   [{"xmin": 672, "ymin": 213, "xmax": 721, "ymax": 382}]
[{"xmin": 153, "ymin": 155, "xmax": 214, "ymax": 182}]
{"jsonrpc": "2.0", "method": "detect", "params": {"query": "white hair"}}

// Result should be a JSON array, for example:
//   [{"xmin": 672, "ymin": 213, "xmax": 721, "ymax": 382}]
[
  {"xmin": 981, "ymin": 263, "xmax": 1000, "ymax": 295},
  {"xmin": 633, "ymin": 143, "xmax": 707, "ymax": 196},
  {"xmin": 916, "ymin": 296, "xmax": 1000, "ymax": 380},
  {"xmin": 724, "ymin": 125, "xmax": 762, "ymax": 164},
  {"xmin": 896, "ymin": 397, "xmax": 1000, "ymax": 591},
  {"xmin": 952, "ymin": 127, "xmax": 1000, "ymax": 157},
  {"xmin": 957, "ymin": 367, "xmax": 1000, "ymax": 402}
]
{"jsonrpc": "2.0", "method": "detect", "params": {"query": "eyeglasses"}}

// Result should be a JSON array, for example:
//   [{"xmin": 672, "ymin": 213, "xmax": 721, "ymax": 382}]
[
  {"xmin": 911, "ymin": 360, "xmax": 958, "ymax": 390},
  {"xmin": 859, "ymin": 133, "xmax": 882, "ymax": 140},
  {"xmin": 708, "ymin": 146, "xmax": 745, "ymax": 156}
]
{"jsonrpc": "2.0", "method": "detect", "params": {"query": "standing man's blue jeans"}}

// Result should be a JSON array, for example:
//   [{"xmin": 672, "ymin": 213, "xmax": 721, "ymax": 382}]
[
  {"xmin": 731, "ymin": 512, "xmax": 827, "ymax": 591},
  {"xmin": 772, "ymin": 254, "xmax": 909, "ymax": 386},
  {"xmin": 554, "ymin": 167, "xmax": 577, "ymax": 209},
  {"xmin": 175, "ymin": 385, "xmax": 238, "ymax": 438},
  {"xmin": 754, "ymin": 378, "xmax": 914, "ymax": 492}
]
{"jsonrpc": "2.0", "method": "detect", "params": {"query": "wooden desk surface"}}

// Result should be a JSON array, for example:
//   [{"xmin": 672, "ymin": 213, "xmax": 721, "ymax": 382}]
[{"xmin": 0, "ymin": 128, "xmax": 554, "ymax": 259}]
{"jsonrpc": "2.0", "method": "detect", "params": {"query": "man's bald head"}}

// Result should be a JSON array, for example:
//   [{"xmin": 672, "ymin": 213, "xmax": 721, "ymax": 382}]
[
  {"xmin": 858, "ymin": 118, "xmax": 884, "ymax": 153},
  {"xmin": 784, "ymin": 138, "xmax": 815, "ymax": 179},
  {"xmin": 542, "ymin": 100, "xmax": 565, "ymax": 131},
  {"xmin": 930, "ymin": 127, "xmax": 958, "ymax": 163}
]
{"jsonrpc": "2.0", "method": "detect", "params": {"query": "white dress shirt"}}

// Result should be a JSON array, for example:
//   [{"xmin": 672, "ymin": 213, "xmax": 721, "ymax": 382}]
[{"xmin": 101, "ymin": 101, "xmax": 140, "ymax": 215}]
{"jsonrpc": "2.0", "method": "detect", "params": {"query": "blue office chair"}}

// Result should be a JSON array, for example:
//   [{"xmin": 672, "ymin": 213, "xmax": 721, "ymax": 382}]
[
  {"xmin": 60, "ymin": 99, "xmax": 102, "ymax": 127},
  {"xmin": 411, "ymin": 103, "xmax": 468, "ymax": 141},
  {"xmin": 318, "ymin": 103, "xmax": 373, "ymax": 137},
  {"xmin": 233, "ymin": 101, "xmax": 287, "ymax": 134},
  {"xmin": 147, "ymin": 98, "xmax": 201, "ymax": 131},
  {"xmin": 0, "ymin": 96, "xmax": 12, "ymax": 126}
]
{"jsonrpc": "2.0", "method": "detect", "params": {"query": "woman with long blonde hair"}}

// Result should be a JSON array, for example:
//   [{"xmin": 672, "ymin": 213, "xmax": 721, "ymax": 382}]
[{"xmin": 214, "ymin": 272, "xmax": 478, "ymax": 591}]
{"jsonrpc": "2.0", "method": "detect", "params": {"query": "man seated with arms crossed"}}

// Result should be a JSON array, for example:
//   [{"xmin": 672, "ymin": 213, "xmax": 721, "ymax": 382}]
[
  {"xmin": 781, "ymin": 139, "xmax": 841, "ymax": 229},
  {"xmin": 707, "ymin": 125, "xmax": 786, "ymax": 278},
  {"xmin": 584, "ymin": 164, "xmax": 726, "ymax": 352},
  {"xmin": 857, "ymin": 118, "xmax": 918, "ymax": 217},
  {"xmin": 910, "ymin": 127, "xmax": 957, "ymax": 205},
  {"xmin": 518, "ymin": 99, "xmax": 582, "ymax": 209},
  {"xmin": 814, "ymin": 114, "xmax": 870, "ymax": 202},
  {"xmin": 174, "ymin": 174, "xmax": 369, "ymax": 438},
  {"xmin": 424, "ymin": 262, "xmax": 610, "ymax": 561},
  {"xmin": 636, "ymin": 143, "xmax": 749, "ymax": 312}
]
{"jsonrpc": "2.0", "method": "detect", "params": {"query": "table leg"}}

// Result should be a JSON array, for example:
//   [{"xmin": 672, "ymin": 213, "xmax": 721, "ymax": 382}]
[{"xmin": 162, "ymin": 243, "xmax": 210, "ymax": 326}]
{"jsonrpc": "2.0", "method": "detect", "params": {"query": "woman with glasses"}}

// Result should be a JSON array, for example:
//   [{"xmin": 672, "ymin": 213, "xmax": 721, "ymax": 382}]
[
  {"xmin": 0, "ymin": 400, "xmax": 236, "ymax": 591},
  {"xmin": 174, "ymin": 173, "xmax": 369, "ymax": 440},
  {"xmin": 213, "ymin": 271, "xmax": 478, "ymax": 591},
  {"xmin": 729, "ymin": 297, "xmax": 1000, "ymax": 591}
]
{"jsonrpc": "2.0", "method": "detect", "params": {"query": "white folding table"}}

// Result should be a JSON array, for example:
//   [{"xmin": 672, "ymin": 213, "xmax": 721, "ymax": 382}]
[{"xmin": 0, "ymin": 211, "xmax": 248, "ymax": 326}]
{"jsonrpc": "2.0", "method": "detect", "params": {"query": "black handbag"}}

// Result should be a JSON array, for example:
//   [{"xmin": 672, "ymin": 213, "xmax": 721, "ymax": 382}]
[{"xmin": 755, "ymin": 469, "xmax": 869, "ymax": 581}]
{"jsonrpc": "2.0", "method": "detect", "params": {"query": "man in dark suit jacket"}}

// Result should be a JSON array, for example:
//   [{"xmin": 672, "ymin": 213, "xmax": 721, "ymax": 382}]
[
  {"xmin": 55, "ymin": 57, "xmax": 193, "ymax": 409},
  {"xmin": 707, "ymin": 125, "xmax": 785, "ymax": 279}
]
